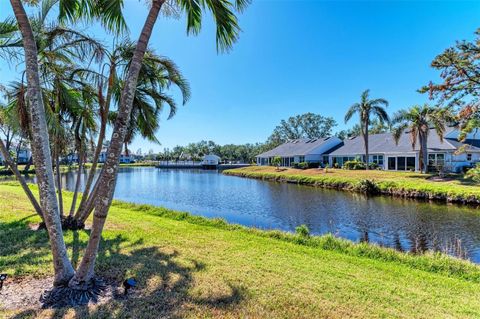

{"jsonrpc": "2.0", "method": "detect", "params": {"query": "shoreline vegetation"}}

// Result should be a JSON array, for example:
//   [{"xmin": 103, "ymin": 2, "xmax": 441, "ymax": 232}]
[
  {"xmin": 1, "ymin": 182, "xmax": 480, "ymax": 317},
  {"xmin": 224, "ymin": 166, "xmax": 480, "ymax": 205}
]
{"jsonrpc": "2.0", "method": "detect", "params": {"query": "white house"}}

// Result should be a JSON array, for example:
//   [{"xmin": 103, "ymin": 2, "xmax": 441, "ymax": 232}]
[
  {"xmin": 328, "ymin": 128, "xmax": 480, "ymax": 172},
  {"xmin": 256, "ymin": 137, "xmax": 343, "ymax": 167},
  {"xmin": 202, "ymin": 154, "xmax": 221, "ymax": 166},
  {"xmin": 98, "ymin": 150, "xmax": 134, "ymax": 164}
]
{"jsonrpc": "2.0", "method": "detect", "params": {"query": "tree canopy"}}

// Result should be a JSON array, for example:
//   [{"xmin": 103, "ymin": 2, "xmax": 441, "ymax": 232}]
[{"xmin": 266, "ymin": 112, "xmax": 337, "ymax": 148}]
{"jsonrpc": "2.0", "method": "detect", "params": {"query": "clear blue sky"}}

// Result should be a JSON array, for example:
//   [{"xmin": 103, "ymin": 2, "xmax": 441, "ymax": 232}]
[{"xmin": 1, "ymin": 1, "xmax": 480, "ymax": 153}]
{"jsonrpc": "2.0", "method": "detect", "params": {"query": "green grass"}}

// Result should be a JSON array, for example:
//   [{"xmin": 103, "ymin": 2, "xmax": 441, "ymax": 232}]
[
  {"xmin": 1, "ymin": 183, "xmax": 480, "ymax": 318},
  {"xmin": 224, "ymin": 166, "xmax": 480, "ymax": 204}
]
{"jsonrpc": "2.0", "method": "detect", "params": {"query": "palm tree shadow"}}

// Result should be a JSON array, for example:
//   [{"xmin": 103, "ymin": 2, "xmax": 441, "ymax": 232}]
[
  {"xmin": 9, "ymin": 232, "xmax": 246, "ymax": 318},
  {"xmin": 82, "ymin": 246, "xmax": 246, "ymax": 318}
]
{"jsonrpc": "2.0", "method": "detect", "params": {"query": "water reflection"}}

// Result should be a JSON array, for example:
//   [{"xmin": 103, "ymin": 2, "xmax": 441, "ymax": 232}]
[{"xmin": 26, "ymin": 167, "xmax": 480, "ymax": 262}]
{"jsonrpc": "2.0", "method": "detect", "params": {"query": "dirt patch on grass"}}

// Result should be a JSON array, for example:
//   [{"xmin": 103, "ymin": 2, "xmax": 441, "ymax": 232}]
[{"xmin": 0, "ymin": 276, "xmax": 125, "ymax": 312}]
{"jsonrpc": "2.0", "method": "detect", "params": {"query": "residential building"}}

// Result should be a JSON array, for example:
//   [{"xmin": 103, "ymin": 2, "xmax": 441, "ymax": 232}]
[
  {"xmin": 256, "ymin": 137, "xmax": 343, "ymax": 166},
  {"xmin": 329, "ymin": 128, "xmax": 480, "ymax": 172}
]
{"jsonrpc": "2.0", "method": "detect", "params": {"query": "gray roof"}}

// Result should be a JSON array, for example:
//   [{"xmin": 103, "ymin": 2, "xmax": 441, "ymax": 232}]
[
  {"xmin": 330, "ymin": 128, "xmax": 480, "ymax": 156},
  {"xmin": 256, "ymin": 137, "xmax": 333, "ymax": 158}
]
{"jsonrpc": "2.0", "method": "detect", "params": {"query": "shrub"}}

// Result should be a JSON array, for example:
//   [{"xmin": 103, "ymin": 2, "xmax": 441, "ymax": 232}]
[
  {"xmin": 271, "ymin": 156, "xmax": 282, "ymax": 168},
  {"xmin": 298, "ymin": 162, "xmax": 309, "ymax": 169},
  {"xmin": 368, "ymin": 162, "xmax": 379, "ymax": 170},
  {"xmin": 307, "ymin": 162, "xmax": 320, "ymax": 169},
  {"xmin": 333, "ymin": 163, "xmax": 340, "ymax": 169},
  {"xmin": 291, "ymin": 162, "xmax": 299, "ymax": 168},
  {"xmin": 465, "ymin": 163, "xmax": 480, "ymax": 184},
  {"xmin": 343, "ymin": 160, "xmax": 366, "ymax": 170},
  {"xmin": 295, "ymin": 224, "xmax": 310, "ymax": 237},
  {"xmin": 356, "ymin": 179, "xmax": 380, "ymax": 195}
]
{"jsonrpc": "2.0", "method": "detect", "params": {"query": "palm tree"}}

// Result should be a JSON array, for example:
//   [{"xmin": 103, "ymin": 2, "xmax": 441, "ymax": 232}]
[
  {"xmin": 2, "ymin": 0, "xmax": 104, "ymax": 219},
  {"xmin": 392, "ymin": 104, "xmax": 454, "ymax": 174},
  {"xmin": 68, "ymin": 0, "xmax": 246, "ymax": 293},
  {"xmin": 74, "ymin": 42, "xmax": 191, "ymax": 225},
  {"xmin": 344, "ymin": 89, "xmax": 389, "ymax": 169},
  {"xmin": 7, "ymin": 0, "xmax": 247, "ymax": 304}
]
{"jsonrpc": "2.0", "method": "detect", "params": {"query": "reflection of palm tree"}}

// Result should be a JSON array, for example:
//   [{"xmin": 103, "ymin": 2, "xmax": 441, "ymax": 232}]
[{"xmin": 393, "ymin": 233, "xmax": 403, "ymax": 252}]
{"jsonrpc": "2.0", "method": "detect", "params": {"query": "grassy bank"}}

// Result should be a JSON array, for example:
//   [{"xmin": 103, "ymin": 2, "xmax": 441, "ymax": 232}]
[
  {"xmin": 1, "ymin": 183, "xmax": 480, "ymax": 318},
  {"xmin": 224, "ymin": 166, "xmax": 480, "ymax": 205}
]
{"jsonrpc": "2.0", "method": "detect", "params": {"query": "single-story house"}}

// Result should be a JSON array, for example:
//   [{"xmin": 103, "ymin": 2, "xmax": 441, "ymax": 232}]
[
  {"xmin": 202, "ymin": 154, "xmax": 221, "ymax": 166},
  {"xmin": 256, "ymin": 137, "xmax": 343, "ymax": 166},
  {"xmin": 329, "ymin": 128, "xmax": 480, "ymax": 172},
  {"xmin": 0, "ymin": 144, "xmax": 31, "ymax": 165},
  {"xmin": 98, "ymin": 150, "xmax": 134, "ymax": 164}
]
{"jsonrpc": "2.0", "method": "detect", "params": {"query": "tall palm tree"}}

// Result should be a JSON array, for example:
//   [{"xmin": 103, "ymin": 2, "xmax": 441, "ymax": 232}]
[
  {"xmin": 7, "ymin": 0, "xmax": 247, "ymax": 304},
  {"xmin": 2, "ymin": 0, "xmax": 104, "ymax": 219},
  {"xmin": 69, "ymin": 0, "xmax": 246, "ymax": 293},
  {"xmin": 392, "ymin": 104, "xmax": 454, "ymax": 174},
  {"xmin": 344, "ymin": 89, "xmax": 389, "ymax": 170}
]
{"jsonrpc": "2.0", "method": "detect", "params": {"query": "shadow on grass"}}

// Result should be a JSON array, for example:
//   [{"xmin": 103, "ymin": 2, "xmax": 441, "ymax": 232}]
[{"xmin": 5, "ymin": 220, "xmax": 246, "ymax": 318}]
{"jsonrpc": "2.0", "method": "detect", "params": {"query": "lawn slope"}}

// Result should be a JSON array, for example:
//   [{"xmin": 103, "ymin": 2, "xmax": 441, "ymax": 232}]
[
  {"xmin": 224, "ymin": 166, "xmax": 480, "ymax": 204},
  {"xmin": 1, "ymin": 183, "xmax": 480, "ymax": 318}
]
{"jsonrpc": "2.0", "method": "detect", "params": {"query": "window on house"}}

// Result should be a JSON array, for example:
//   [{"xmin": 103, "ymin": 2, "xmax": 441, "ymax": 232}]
[
  {"xmin": 428, "ymin": 154, "xmax": 436, "ymax": 166},
  {"xmin": 436, "ymin": 154, "xmax": 445, "ymax": 166},
  {"xmin": 397, "ymin": 157, "xmax": 406, "ymax": 170},
  {"xmin": 299, "ymin": 156, "xmax": 305, "ymax": 163},
  {"xmin": 467, "ymin": 153, "xmax": 472, "ymax": 161},
  {"xmin": 406, "ymin": 157, "xmax": 416, "ymax": 170},
  {"xmin": 372, "ymin": 155, "xmax": 384, "ymax": 165},
  {"xmin": 388, "ymin": 157, "xmax": 396, "ymax": 170}
]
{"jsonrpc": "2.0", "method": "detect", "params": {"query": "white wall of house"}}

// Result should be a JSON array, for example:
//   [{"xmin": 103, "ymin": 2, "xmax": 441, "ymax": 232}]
[{"xmin": 202, "ymin": 155, "xmax": 221, "ymax": 165}]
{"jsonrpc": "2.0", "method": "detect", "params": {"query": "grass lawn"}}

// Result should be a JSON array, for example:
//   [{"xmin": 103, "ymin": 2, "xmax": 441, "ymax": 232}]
[
  {"xmin": 224, "ymin": 166, "xmax": 480, "ymax": 204},
  {"xmin": 1, "ymin": 183, "xmax": 480, "ymax": 318}
]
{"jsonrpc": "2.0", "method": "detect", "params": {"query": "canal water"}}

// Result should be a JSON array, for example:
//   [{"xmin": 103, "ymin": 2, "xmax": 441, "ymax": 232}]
[{"xmin": 31, "ymin": 167, "xmax": 480, "ymax": 262}]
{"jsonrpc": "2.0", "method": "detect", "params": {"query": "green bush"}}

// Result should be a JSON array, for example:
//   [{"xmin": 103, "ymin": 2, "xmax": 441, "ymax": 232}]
[
  {"xmin": 465, "ymin": 163, "xmax": 480, "ymax": 184},
  {"xmin": 271, "ymin": 156, "xmax": 282, "ymax": 168},
  {"xmin": 343, "ymin": 160, "xmax": 366, "ymax": 170},
  {"xmin": 356, "ymin": 179, "xmax": 380, "ymax": 194},
  {"xmin": 298, "ymin": 162, "xmax": 309, "ymax": 169},
  {"xmin": 295, "ymin": 224, "xmax": 310, "ymax": 237}
]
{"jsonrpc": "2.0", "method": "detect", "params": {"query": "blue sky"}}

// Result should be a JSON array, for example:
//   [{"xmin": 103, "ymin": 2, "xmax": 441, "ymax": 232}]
[{"xmin": 1, "ymin": 1, "xmax": 480, "ymax": 153}]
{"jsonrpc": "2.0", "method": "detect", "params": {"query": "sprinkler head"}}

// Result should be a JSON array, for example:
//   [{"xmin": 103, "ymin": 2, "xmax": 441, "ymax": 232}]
[
  {"xmin": 0, "ymin": 274, "xmax": 7, "ymax": 290},
  {"xmin": 123, "ymin": 277, "xmax": 137, "ymax": 295}
]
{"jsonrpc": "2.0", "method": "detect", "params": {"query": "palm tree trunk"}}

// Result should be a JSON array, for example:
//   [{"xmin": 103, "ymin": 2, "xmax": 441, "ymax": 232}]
[
  {"xmin": 420, "ymin": 131, "xmax": 428, "ymax": 174},
  {"xmin": 0, "ymin": 137, "xmax": 44, "ymax": 221},
  {"xmin": 23, "ymin": 155, "xmax": 33, "ymax": 173},
  {"xmin": 10, "ymin": 0, "xmax": 75, "ymax": 286},
  {"xmin": 69, "ymin": 140, "xmax": 84, "ymax": 217},
  {"xmin": 75, "ymin": 62, "xmax": 115, "ymax": 220},
  {"xmin": 364, "ymin": 118, "xmax": 369, "ymax": 170},
  {"xmin": 55, "ymin": 145, "xmax": 64, "ymax": 217},
  {"xmin": 69, "ymin": 0, "xmax": 165, "ymax": 287}
]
